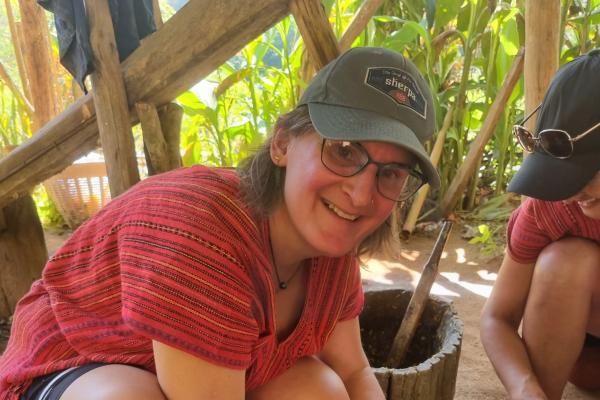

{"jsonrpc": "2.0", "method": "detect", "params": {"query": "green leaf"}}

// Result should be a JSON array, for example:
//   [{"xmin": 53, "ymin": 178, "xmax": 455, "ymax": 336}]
[
  {"xmin": 434, "ymin": 0, "xmax": 462, "ymax": 29},
  {"xmin": 498, "ymin": 17, "xmax": 519, "ymax": 56}
]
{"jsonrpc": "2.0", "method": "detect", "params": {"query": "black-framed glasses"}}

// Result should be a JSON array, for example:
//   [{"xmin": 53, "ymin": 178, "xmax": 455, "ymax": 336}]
[
  {"xmin": 320, "ymin": 139, "xmax": 426, "ymax": 202},
  {"xmin": 513, "ymin": 103, "xmax": 600, "ymax": 159}
]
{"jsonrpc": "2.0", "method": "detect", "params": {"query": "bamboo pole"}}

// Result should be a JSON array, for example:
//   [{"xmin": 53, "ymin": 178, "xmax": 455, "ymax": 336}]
[
  {"xmin": 402, "ymin": 105, "xmax": 454, "ymax": 235},
  {"xmin": 0, "ymin": 61, "xmax": 34, "ymax": 118},
  {"xmin": 524, "ymin": 0, "xmax": 560, "ymax": 134},
  {"xmin": 4, "ymin": 0, "xmax": 30, "ymax": 102},
  {"xmin": 290, "ymin": 0, "xmax": 340, "ymax": 69},
  {"xmin": 86, "ymin": 0, "xmax": 140, "ymax": 197},
  {"xmin": 438, "ymin": 48, "xmax": 525, "ymax": 218},
  {"xmin": 339, "ymin": 0, "xmax": 384, "ymax": 51}
]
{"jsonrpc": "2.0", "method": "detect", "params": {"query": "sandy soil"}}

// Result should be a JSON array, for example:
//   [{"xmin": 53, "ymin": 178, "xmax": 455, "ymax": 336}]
[{"xmin": 20, "ymin": 227, "xmax": 598, "ymax": 399}]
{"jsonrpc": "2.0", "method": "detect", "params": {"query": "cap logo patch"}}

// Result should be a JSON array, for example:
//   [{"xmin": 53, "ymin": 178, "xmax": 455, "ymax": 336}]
[{"xmin": 365, "ymin": 67, "xmax": 427, "ymax": 119}]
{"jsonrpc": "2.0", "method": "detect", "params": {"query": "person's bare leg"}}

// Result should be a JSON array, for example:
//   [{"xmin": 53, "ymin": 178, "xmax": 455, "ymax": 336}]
[
  {"xmin": 60, "ymin": 364, "xmax": 166, "ymax": 400},
  {"xmin": 247, "ymin": 356, "xmax": 350, "ymax": 400},
  {"xmin": 522, "ymin": 238, "xmax": 600, "ymax": 400}
]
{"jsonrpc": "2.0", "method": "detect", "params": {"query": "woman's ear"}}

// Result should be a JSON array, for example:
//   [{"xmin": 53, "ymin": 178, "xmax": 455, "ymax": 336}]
[{"xmin": 270, "ymin": 128, "xmax": 291, "ymax": 166}]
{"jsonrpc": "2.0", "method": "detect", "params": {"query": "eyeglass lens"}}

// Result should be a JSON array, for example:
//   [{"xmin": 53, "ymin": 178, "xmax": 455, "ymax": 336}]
[
  {"xmin": 321, "ymin": 139, "xmax": 424, "ymax": 201},
  {"xmin": 513, "ymin": 126, "xmax": 535, "ymax": 152},
  {"xmin": 538, "ymin": 130, "xmax": 573, "ymax": 158}
]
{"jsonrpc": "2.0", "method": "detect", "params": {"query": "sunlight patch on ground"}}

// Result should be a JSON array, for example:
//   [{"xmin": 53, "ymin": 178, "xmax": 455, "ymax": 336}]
[
  {"xmin": 399, "ymin": 250, "xmax": 420, "ymax": 261},
  {"xmin": 440, "ymin": 272, "xmax": 494, "ymax": 298},
  {"xmin": 455, "ymin": 248, "xmax": 466, "ymax": 263},
  {"xmin": 477, "ymin": 270, "xmax": 498, "ymax": 281},
  {"xmin": 363, "ymin": 259, "xmax": 460, "ymax": 297}
]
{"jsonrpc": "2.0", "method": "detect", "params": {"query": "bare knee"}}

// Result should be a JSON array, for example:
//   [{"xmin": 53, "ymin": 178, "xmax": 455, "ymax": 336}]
[
  {"xmin": 535, "ymin": 238, "xmax": 600, "ymax": 290},
  {"xmin": 60, "ymin": 364, "xmax": 166, "ymax": 400},
  {"xmin": 248, "ymin": 357, "xmax": 349, "ymax": 400}
]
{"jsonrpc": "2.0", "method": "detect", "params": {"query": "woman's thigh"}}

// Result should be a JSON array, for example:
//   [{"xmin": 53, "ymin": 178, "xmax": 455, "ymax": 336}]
[
  {"xmin": 247, "ymin": 356, "xmax": 350, "ymax": 400},
  {"xmin": 59, "ymin": 364, "xmax": 165, "ymax": 400}
]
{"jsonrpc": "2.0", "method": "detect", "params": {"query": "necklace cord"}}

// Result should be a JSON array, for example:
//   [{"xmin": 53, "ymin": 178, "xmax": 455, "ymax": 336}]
[{"xmin": 268, "ymin": 236, "xmax": 303, "ymax": 290}]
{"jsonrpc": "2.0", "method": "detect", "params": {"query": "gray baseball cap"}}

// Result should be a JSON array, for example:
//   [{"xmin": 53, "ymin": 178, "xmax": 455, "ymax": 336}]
[{"xmin": 298, "ymin": 47, "xmax": 439, "ymax": 188}]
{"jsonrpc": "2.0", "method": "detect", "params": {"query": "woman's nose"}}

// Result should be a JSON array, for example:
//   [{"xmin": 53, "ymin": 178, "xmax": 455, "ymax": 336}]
[{"xmin": 344, "ymin": 164, "xmax": 378, "ymax": 208}]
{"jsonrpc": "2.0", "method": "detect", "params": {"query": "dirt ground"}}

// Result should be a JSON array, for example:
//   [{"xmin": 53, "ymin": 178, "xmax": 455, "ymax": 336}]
[{"xmin": 3, "ymin": 227, "xmax": 597, "ymax": 399}]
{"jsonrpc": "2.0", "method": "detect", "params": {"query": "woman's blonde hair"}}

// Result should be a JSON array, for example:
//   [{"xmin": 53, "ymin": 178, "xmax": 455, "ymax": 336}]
[{"xmin": 237, "ymin": 105, "xmax": 401, "ymax": 258}]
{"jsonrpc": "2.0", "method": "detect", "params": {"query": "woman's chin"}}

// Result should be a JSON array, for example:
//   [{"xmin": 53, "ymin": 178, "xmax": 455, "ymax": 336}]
[{"xmin": 578, "ymin": 199, "xmax": 600, "ymax": 219}]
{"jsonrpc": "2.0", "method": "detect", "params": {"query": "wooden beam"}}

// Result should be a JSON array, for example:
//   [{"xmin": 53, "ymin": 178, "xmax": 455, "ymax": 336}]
[
  {"xmin": 86, "ymin": 0, "xmax": 140, "ymax": 197},
  {"xmin": 123, "ymin": 0, "xmax": 289, "ymax": 106},
  {"xmin": 0, "ymin": 0, "xmax": 289, "ymax": 208},
  {"xmin": 339, "ymin": 0, "xmax": 384, "ymax": 51},
  {"xmin": 524, "ymin": 0, "xmax": 560, "ymax": 132},
  {"xmin": 290, "ymin": 0, "xmax": 340, "ymax": 69},
  {"xmin": 136, "ymin": 102, "xmax": 170, "ymax": 175},
  {"xmin": 438, "ymin": 48, "xmax": 525, "ymax": 218}
]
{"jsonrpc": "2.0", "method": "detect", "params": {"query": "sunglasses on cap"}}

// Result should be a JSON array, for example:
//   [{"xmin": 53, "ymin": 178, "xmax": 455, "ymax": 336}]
[
  {"xmin": 320, "ymin": 139, "xmax": 426, "ymax": 202},
  {"xmin": 513, "ymin": 103, "xmax": 600, "ymax": 159}
]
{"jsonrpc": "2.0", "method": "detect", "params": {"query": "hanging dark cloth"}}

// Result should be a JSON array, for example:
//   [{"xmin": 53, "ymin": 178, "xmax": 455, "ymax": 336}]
[{"xmin": 38, "ymin": 0, "xmax": 156, "ymax": 93}]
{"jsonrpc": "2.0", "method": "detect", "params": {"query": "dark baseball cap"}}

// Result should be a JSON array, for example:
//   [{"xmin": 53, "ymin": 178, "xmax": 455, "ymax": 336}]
[
  {"xmin": 298, "ymin": 47, "xmax": 440, "ymax": 189},
  {"xmin": 508, "ymin": 49, "xmax": 600, "ymax": 201}
]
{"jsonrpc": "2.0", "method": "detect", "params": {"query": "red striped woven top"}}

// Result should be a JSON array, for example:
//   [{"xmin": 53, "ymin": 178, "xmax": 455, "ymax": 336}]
[
  {"xmin": 0, "ymin": 166, "xmax": 363, "ymax": 399},
  {"xmin": 507, "ymin": 197, "xmax": 600, "ymax": 264}
]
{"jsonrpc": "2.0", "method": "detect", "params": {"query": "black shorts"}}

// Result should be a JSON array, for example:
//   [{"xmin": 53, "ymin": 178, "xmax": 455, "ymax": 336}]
[
  {"xmin": 585, "ymin": 333, "xmax": 600, "ymax": 348},
  {"xmin": 21, "ymin": 363, "xmax": 106, "ymax": 400}
]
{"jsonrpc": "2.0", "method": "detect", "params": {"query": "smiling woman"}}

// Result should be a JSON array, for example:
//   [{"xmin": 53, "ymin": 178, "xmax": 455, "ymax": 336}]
[{"xmin": 0, "ymin": 47, "xmax": 439, "ymax": 400}]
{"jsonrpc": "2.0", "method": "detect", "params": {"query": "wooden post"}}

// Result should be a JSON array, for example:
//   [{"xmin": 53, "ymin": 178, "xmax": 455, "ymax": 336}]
[
  {"xmin": 0, "ymin": 196, "xmax": 48, "ymax": 317},
  {"xmin": 152, "ymin": 0, "xmax": 164, "ymax": 29},
  {"xmin": 524, "ymin": 0, "xmax": 560, "ymax": 132},
  {"xmin": 0, "ymin": 0, "xmax": 290, "ymax": 209},
  {"xmin": 135, "ymin": 102, "xmax": 170, "ymax": 175},
  {"xmin": 438, "ymin": 48, "xmax": 525, "ymax": 218},
  {"xmin": 86, "ymin": 0, "xmax": 140, "ymax": 197},
  {"xmin": 290, "ymin": 0, "xmax": 340, "ymax": 69},
  {"xmin": 339, "ymin": 0, "xmax": 384, "ymax": 51},
  {"xmin": 17, "ymin": 0, "xmax": 58, "ymax": 131},
  {"xmin": 158, "ymin": 103, "xmax": 184, "ymax": 170}
]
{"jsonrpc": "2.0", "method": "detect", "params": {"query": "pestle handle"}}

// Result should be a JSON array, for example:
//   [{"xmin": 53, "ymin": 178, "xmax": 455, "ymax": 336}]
[{"xmin": 385, "ymin": 220, "xmax": 453, "ymax": 369}]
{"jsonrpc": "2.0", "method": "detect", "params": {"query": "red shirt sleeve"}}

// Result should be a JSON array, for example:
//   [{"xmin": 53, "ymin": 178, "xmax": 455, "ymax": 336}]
[
  {"xmin": 118, "ymin": 169, "xmax": 259, "ymax": 370},
  {"xmin": 506, "ymin": 198, "xmax": 553, "ymax": 264},
  {"xmin": 338, "ymin": 260, "xmax": 364, "ymax": 321}
]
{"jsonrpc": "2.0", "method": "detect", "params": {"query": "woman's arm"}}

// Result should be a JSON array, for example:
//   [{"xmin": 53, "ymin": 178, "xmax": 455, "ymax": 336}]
[
  {"xmin": 480, "ymin": 255, "xmax": 547, "ymax": 400},
  {"xmin": 153, "ymin": 340, "xmax": 245, "ymax": 400},
  {"xmin": 319, "ymin": 317, "xmax": 385, "ymax": 400}
]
